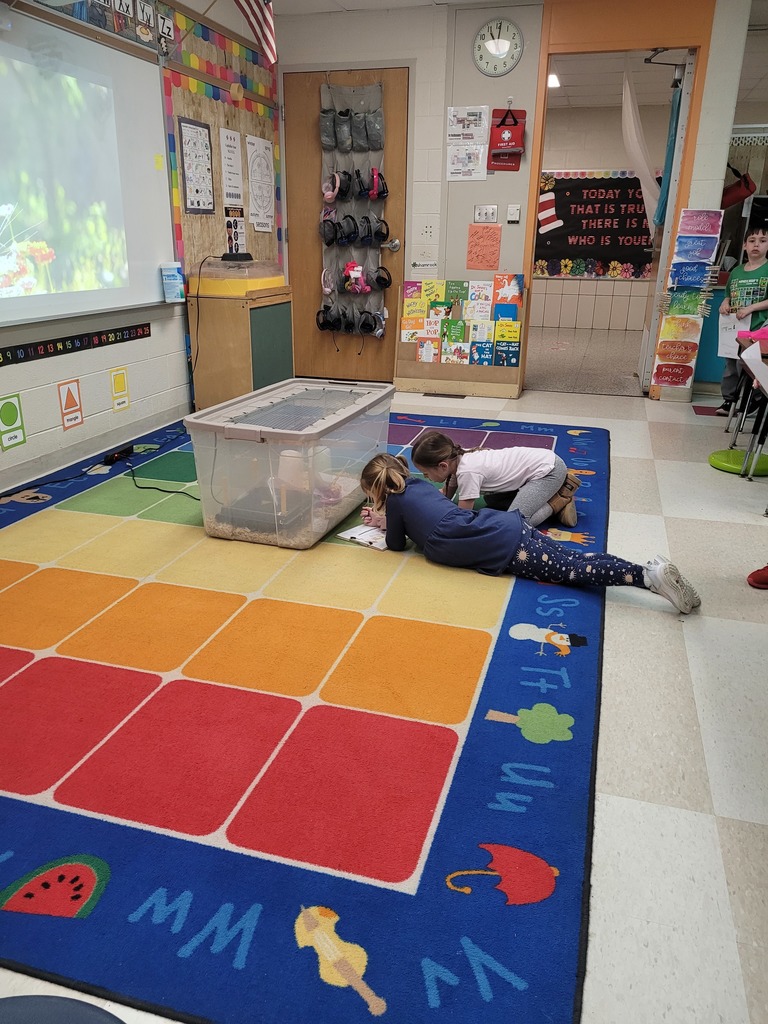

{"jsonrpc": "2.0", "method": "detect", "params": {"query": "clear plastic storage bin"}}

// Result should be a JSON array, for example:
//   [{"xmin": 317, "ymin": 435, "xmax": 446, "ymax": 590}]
[
  {"xmin": 184, "ymin": 378, "xmax": 394, "ymax": 548},
  {"xmin": 188, "ymin": 257, "xmax": 285, "ymax": 297}
]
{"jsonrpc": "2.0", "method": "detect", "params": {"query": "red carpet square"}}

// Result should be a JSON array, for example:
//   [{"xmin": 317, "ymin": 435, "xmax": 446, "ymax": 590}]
[
  {"xmin": 0, "ymin": 646, "xmax": 34, "ymax": 682},
  {"xmin": 227, "ymin": 704, "xmax": 458, "ymax": 883},
  {"xmin": 55, "ymin": 679, "xmax": 302, "ymax": 835},
  {"xmin": 0, "ymin": 658, "xmax": 160, "ymax": 794}
]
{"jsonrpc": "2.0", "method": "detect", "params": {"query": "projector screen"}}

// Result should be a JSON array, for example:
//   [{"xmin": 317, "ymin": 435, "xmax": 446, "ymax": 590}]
[{"xmin": 0, "ymin": 12, "xmax": 175, "ymax": 327}]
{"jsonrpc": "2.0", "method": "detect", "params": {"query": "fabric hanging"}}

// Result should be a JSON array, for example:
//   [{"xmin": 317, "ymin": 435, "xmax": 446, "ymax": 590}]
[
  {"xmin": 622, "ymin": 66, "xmax": 660, "ymax": 228},
  {"xmin": 654, "ymin": 87, "xmax": 681, "ymax": 228}
]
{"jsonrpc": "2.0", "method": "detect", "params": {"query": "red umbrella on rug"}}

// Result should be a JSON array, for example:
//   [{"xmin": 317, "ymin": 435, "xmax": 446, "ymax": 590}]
[{"xmin": 445, "ymin": 844, "xmax": 559, "ymax": 905}]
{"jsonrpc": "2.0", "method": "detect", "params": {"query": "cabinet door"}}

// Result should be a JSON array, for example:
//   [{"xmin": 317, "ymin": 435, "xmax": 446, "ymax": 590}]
[{"xmin": 250, "ymin": 301, "xmax": 294, "ymax": 389}]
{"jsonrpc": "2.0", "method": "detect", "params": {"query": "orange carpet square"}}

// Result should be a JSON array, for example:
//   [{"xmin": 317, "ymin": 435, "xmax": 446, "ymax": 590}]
[
  {"xmin": 56, "ymin": 679, "xmax": 302, "ymax": 834},
  {"xmin": 321, "ymin": 615, "xmax": 491, "ymax": 725},
  {"xmin": 0, "ymin": 559, "xmax": 37, "ymax": 591},
  {"xmin": 0, "ymin": 568, "xmax": 137, "ymax": 650},
  {"xmin": 184, "ymin": 599, "xmax": 363, "ymax": 696},
  {"xmin": 0, "ymin": 657, "xmax": 160, "ymax": 794},
  {"xmin": 58, "ymin": 582, "xmax": 245, "ymax": 672},
  {"xmin": 227, "ymin": 704, "xmax": 458, "ymax": 882}
]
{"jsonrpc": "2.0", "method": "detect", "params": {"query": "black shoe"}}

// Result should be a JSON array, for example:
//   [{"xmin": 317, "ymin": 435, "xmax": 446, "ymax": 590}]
[{"xmin": 714, "ymin": 402, "xmax": 731, "ymax": 416}]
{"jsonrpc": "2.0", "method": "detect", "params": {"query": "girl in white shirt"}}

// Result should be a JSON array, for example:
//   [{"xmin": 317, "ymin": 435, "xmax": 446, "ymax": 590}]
[{"xmin": 410, "ymin": 430, "xmax": 580, "ymax": 528}]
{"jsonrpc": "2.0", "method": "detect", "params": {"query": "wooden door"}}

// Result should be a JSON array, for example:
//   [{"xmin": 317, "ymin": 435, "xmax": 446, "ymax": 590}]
[{"xmin": 282, "ymin": 68, "xmax": 408, "ymax": 382}]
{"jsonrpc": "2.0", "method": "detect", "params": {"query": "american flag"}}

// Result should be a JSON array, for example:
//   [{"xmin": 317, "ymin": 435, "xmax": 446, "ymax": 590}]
[{"xmin": 234, "ymin": 0, "xmax": 277, "ymax": 67}]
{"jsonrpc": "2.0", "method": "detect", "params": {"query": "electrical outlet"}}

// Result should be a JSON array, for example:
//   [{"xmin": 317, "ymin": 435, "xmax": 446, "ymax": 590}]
[{"xmin": 474, "ymin": 205, "xmax": 498, "ymax": 223}]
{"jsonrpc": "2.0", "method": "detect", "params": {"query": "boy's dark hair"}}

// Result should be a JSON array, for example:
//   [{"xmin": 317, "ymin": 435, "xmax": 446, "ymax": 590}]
[{"xmin": 744, "ymin": 225, "xmax": 768, "ymax": 240}]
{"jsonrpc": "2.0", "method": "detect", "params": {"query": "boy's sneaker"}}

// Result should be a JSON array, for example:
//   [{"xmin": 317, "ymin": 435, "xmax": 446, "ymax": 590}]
[
  {"xmin": 747, "ymin": 564, "xmax": 768, "ymax": 589},
  {"xmin": 714, "ymin": 401, "xmax": 731, "ymax": 416},
  {"xmin": 644, "ymin": 555, "xmax": 701, "ymax": 614}
]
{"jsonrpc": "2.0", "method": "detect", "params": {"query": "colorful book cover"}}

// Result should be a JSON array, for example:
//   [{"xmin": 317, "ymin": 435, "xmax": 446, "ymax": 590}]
[
  {"xmin": 402, "ymin": 297, "xmax": 429, "ymax": 318},
  {"xmin": 468, "ymin": 320, "xmax": 495, "ymax": 343},
  {"xmin": 417, "ymin": 338, "xmax": 440, "ymax": 363},
  {"xmin": 445, "ymin": 279, "xmax": 470, "ymax": 301},
  {"xmin": 422, "ymin": 279, "xmax": 447, "ymax": 303},
  {"xmin": 492, "ymin": 273, "xmax": 524, "ymax": 304},
  {"xmin": 403, "ymin": 280, "xmax": 423, "ymax": 299},
  {"xmin": 421, "ymin": 317, "xmax": 443, "ymax": 338},
  {"xmin": 441, "ymin": 339, "xmax": 471, "ymax": 364},
  {"xmin": 469, "ymin": 341, "xmax": 494, "ymax": 365},
  {"xmin": 493, "ymin": 303, "xmax": 519, "ymax": 321},
  {"xmin": 493, "ymin": 340, "xmax": 520, "ymax": 367},
  {"xmin": 468, "ymin": 280, "xmax": 494, "ymax": 302},
  {"xmin": 400, "ymin": 316, "xmax": 425, "ymax": 344},
  {"xmin": 494, "ymin": 320, "xmax": 521, "ymax": 343},
  {"xmin": 464, "ymin": 299, "xmax": 492, "ymax": 320},
  {"xmin": 440, "ymin": 319, "xmax": 466, "ymax": 346},
  {"xmin": 429, "ymin": 301, "xmax": 452, "ymax": 320}
]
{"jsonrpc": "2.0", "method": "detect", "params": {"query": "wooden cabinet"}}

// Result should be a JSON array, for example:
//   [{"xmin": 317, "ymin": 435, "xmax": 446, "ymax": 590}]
[{"xmin": 188, "ymin": 286, "xmax": 293, "ymax": 410}]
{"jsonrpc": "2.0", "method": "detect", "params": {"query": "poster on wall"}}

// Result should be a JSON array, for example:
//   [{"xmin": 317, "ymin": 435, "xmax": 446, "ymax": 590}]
[
  {"xmin": 246, "ymin": 135, "xmax": 274, "ymax": 233},
  {"xmin": 178, "ymin": 118, "xmax": 214, "ymax": 214},
  {"xmin": 534, "ymin": 170, "xmax": 652, "ymax": 280},
  {"xmin": 219, "ymin": 128, "xmax": 244, "ymax": 206}
]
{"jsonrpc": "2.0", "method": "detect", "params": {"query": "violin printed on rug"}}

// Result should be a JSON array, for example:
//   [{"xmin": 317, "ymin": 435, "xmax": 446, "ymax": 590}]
[{"xmin": 0, "ymin": 412, "xmax": 609, "ymax": 1024}]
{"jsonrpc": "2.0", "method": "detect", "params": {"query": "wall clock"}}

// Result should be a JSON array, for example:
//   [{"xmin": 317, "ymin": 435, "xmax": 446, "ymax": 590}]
[{"xmin": 472, "ymin": 18, "xmax": 524, "ymax": 77}]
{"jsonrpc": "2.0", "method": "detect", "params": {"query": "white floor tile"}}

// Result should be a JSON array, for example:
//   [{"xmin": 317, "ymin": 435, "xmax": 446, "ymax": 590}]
[
  {"xmin": 656, "ymin": 460, "xmax": 768, "ymax": 523},
  {"xmin": 606, "ymin": 510, "xmax": 669, "ymax": 567},
  {"xmin": 684, "ymin": 616, "xmax": 768, "ymax": 825},
  {"xmin": 582, "ymin": 794, "xmax": 749, "ymax": 1024}
]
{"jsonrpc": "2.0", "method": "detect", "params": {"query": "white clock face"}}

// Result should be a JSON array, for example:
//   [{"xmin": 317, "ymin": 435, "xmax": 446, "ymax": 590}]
[{"xmin": 473, "ymin": 18, "xmax": 523, "ymax": 77}]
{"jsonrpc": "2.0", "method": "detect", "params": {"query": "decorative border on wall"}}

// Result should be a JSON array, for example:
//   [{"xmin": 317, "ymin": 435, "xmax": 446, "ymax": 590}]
[
  {"xmin": 162, "ymin": 71, "xmax": 281, "ymax": 267},
  {"xmin": 0, "ymin": 324, "xmax": 151, "ymax": 369},
  {"xmin": 170, "ymin": 9, "xmax": 275, "ymax": 101}
]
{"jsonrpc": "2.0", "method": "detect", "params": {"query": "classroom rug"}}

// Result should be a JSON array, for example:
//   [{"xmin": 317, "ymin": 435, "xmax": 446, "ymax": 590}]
[{"xmin": 0, "ymin": 411, "xmax": 609, "ymax": 1024}]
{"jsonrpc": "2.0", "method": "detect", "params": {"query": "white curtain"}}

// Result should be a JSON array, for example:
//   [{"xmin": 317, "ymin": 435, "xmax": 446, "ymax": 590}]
[{"xmin": 622, "ymin": 64, "xmax": 660, "ymax": 227}]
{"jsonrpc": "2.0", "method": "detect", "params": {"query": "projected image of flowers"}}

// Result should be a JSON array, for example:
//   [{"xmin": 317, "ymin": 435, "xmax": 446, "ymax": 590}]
[{"xmin": 0, "ymin": 47, "xmax": 128, "ymax": 298}]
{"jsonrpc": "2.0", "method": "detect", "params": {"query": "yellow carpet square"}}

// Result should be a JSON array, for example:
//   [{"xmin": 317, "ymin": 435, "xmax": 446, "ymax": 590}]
[
  {"xmin": 264, "ymin": 543, "xmax": 402, "ymax": 610},
  {"xmin": 0, "ymin": 509, "xmax": 119, "ymax": 564},
  {"xmin": 321, "ymin": 615, "xmax": 491, "ymax": 725},
  {"xmin": 378, "ymin": 557, "xmax": 512, "ymax": 629},
  {"xmin": 157, "ymin": 535, "xmax": 298, "ymax": 593},
  {"xmin": 58, "ymin": 520, "xmax": 205, "ymax": 577}
]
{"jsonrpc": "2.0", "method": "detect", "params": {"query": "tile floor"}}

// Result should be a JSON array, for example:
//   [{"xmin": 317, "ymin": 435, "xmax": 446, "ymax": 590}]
[
  {"xmin": 524, "ymin": 326, "xmax": 645, "ymax": 397},
  {"xmin": 1, "ymin": 386, "xmax": 767, "ymax": 1024}
]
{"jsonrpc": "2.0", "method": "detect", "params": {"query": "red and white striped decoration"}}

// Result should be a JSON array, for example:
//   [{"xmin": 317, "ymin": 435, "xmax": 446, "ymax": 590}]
[
  {"xmin": 537, "ymin": 191, "xmax": 563, "ymax": 234},
  {"xmin": 234, "ymin": 0, "xmax": 277, "ymax": 67}
]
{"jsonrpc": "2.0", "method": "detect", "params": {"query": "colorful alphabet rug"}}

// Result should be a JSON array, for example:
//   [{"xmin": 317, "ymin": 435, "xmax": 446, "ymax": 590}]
[{"xmin": 0, "ymin": 412, "xmax": 609, "ymax": 1024}]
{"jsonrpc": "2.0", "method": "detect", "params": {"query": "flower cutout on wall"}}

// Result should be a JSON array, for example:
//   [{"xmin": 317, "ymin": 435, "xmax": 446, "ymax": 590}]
[
  {"xmin": 570, "ymin": 258, "xmax": 586, "ymax": 277},
  {"xmin": 534, "ymin": 259, "xmax": 548, "ymax": 277},
  {"xmin": 547, "ymin": 258, "xmax": 561, "ymax": 278},
  {"xmin": 607, "ymin": 260, "xmax": 623, "ymax": 278},
  {"xmin": 620, "ymin": 263, "xmax": 634, "ymax": 279},
  {"xmin": 540, "ymin": 174, "xmax": 555, "ymax": 192},
  {"xmin": 560, "ymin": 258, "xmax": 573, "ymax": 275}
]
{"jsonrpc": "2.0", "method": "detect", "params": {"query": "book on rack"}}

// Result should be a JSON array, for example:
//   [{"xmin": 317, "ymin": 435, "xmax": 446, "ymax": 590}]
[
  {"xmin": 493, "ymin": 273, "xmax": 524, "ymax": 304},
  {"xmin": 421, "ymin": 317, "xmax": 443, "ymax": 338},
  {"xmin": 337, "ymin": 524, "xmax": 388, "ymax": 550},
  {"xmin": 400, "ymin": 316, "xmax": 424, "ymax": 344},
  {"xmin": 495, "ymin": 320, "xmax": 521, "ymax": 342},
  {"xmin": 468, "ymin": 280, "xmax": 494, "ymax": 302},
  {"xmin": 469, "ymin": 341, "xmax": 494, "ymax": 365},
  {"xmin": 445, "ymin": 279, "xmax": 470, "ymax": 301},
  {"xmin": 417, "ymin": 338, "xmax": 440, "ymax": 362},
  {"xmin": 467, "ymin": 319, "xmax": 495, "ymax": 343},
  {"xmin": 464, "ymin": 299, "xmax": 492, "ymax": 320},
  {"xmin": 429, "ymin": 301, "xmax": 453, "ymax": 319},
  {"xmin": 403, "ymin": 280, "xmax": 423, "ymax": 298},
  {"xmin": 403, "ymin": 297, "xmax": 429, "ymax": 317},
  {"xmin": 422, "ymin": 279, "xmax": 447, "ymax": 303},
  {"xmin": 493, "ymin": 302, "xmax": 519, "ymax": 321},
  {"xmin": 493, "ymin": 340, "xmax": 520, "ymax": 367},
  {"xmin": 441, "ymin": 320, "xmax": 469, "ymax": 363}
]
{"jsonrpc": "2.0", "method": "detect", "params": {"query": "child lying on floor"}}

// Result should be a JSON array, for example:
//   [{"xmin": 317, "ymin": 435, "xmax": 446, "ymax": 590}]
[{"xmin": 360, "ymin": 454, "xmax": 700, "ymax": 614}]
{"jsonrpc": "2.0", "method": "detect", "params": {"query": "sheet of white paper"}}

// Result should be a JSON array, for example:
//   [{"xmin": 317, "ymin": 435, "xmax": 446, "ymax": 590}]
[
  {"xmin": 718, "ymin": 313, "xmax": 740, "ymax": 359},
  {"xmin": 246, "ymin": 135, "xmax": 274, "ymax": 232},
  {"xmin": 740, "ymin": 340, "xmax": 768, "ymax": 392},
  {"xmin": 337, "ymin": 525, "xmax": 388, "ymax": 550}
]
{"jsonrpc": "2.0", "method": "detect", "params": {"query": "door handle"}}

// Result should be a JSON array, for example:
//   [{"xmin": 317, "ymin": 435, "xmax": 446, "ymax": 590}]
[{"xmin": 381, "ymin": 238, "xmax": 401, "ymax": 252}]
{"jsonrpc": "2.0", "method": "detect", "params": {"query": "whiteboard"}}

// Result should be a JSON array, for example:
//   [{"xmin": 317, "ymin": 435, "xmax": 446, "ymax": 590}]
[{"xmin": 0, "ymin": 11, "xmax": 175, "ymax": 327}]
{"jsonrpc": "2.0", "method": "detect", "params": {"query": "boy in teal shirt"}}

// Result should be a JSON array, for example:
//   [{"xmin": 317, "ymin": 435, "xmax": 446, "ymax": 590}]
[{"xmin": 717, "ymin": 226, "xmax": 768, "ymax": 414}]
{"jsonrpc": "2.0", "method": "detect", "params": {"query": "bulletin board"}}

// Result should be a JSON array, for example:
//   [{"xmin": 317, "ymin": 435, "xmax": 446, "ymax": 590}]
[
  {"xmin": 161, "ymin": 3, "xmax": 280, "ymax": 273},
  {"xmin": 534, "ymin": 170, "xmax": 653, "ymax": 280}
]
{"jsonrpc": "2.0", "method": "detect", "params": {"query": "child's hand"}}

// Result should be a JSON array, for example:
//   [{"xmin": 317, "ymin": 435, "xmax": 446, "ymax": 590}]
[
  {"xmin": 719, "ymin": 300, "xmax": 731, "ymax": 315},
  {"xmin": 361, "ymin": 506, "xmax": 385, "ymax": 529},
  {"xmin": 735, "ymin": 305, "xmax": 754, "ymax": 320}
]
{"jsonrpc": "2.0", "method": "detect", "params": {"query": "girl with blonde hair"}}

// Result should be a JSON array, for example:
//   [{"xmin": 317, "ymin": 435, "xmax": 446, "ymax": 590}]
[{"xmin": 359, "ymin": 453, "xmax": 700, "ymax": 614}]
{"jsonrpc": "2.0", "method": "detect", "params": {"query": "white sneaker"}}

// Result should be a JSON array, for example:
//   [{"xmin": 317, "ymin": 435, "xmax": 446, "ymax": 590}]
[{"xmin": 644, "ymin": 556, "xmax": 700, "ymax": 613}]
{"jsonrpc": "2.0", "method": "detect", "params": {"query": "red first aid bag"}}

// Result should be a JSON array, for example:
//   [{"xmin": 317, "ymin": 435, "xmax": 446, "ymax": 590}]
[{"xmin": 487, "ymin": 108, "xmax": 526, "ymax": 172}]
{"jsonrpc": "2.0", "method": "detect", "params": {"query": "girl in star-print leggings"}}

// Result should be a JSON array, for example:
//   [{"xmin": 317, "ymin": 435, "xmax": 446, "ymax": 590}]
[{"xmin": 360, "ymin": 454, "xmax": 702, "ymax": 615}]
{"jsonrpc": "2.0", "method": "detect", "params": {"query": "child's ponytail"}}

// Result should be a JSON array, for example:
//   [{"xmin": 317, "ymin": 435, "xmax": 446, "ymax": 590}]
[{"xmin": 361, "ymin": 453, "xmax": 410, "ymax": 512}]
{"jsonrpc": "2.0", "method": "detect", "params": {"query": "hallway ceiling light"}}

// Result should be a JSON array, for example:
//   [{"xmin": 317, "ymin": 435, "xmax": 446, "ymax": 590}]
[{"xmin": 548, "ymin": 72, "xmax": 561, "ymax": 87}]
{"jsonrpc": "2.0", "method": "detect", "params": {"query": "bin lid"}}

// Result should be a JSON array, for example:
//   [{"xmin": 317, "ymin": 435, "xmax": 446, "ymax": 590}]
[{"xmin": 184, "ymin": 378, "xmax": 394, "ymax": 442}]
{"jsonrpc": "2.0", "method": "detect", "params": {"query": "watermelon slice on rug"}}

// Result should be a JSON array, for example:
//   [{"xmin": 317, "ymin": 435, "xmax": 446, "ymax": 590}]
[{"xmin": 0, "ymin": 855, "xmax": 110, "ymax": 918}]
